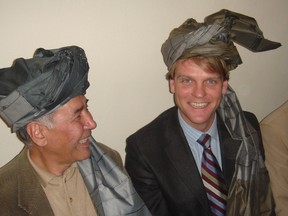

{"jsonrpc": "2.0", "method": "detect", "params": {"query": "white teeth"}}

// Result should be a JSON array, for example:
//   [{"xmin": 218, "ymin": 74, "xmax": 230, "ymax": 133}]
[
  {"xmin": 79, "ymin": 138, "xmax": 88, "ymax": 144},
  {"xmin": 190, "ymin": 102, "xmax": 208, "ymax": 108}
]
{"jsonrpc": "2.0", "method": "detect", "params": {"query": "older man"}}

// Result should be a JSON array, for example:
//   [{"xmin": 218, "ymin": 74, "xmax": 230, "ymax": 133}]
[
  {"xmin": 0, "ymin": 46, "xmax": 150, "ymax": 216},
  {"xmin": 125, "ymin": 9, "xmax": 281, "ymax": 216}
]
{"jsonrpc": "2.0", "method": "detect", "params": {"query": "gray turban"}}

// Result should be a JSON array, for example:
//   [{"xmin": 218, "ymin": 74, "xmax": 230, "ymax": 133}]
[
  {"xmin": 161, "ymin": 9, "xmax": 281, "ymax": 70},
  {"xmin": 0, "ymin": 45, "xmax": 89, "ymax": 132}
]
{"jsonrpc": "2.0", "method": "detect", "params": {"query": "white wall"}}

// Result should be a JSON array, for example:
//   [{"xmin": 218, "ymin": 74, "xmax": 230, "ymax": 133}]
[{"xmin": 0, "ymin": 0, "xmax": 287, "ymax": 166}]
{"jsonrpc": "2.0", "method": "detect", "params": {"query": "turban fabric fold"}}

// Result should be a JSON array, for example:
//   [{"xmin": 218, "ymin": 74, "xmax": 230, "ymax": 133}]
[
  {"xmin": 0, "ymin": 46, "xmax": 89, "ymax": 132},
  {"xmin": 161, "ymin": 9, "xmax": 281, "ymax": 70}
]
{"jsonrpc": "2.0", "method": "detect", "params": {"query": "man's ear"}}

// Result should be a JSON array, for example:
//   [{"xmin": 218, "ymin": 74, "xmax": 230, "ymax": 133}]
[
  {"xmin": 169, "ymin": 79, "xmax": 176, "ymax": 94},
  {"xmin": 222, "ymin": 80, "xmax": 229, "ymax": 94},
  {"xmin": 26, "ymin": 122, "xmax": 48, "ymax": 147}
]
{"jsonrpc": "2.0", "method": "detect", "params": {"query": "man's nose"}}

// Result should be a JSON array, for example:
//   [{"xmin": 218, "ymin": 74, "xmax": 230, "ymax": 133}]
[
  {"xmin": 192, "ymin": 83, "xmax": 206, "ymax": 97},
  {"xmin": 83, "ymin": 113, "xmax": 97, "ymax": 130}
]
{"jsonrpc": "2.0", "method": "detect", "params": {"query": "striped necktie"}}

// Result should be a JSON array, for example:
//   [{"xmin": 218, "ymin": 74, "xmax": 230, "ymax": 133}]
[{"xmin": 197, "ymin": 134, "xmax": 227, "ymax": 216}]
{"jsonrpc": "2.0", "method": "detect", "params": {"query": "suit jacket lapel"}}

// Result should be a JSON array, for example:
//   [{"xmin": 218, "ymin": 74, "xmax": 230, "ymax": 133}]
[
  {"xmin": 163, "ymin": 108, "xmax": 210, "ymax": 212},
  {"xmin": 17, "ymin": 147, "xmax": 54, "ymax": 215}
]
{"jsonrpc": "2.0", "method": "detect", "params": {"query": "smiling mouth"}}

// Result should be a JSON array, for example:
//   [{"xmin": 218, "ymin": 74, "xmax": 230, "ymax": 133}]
[
  {"xmin": 79, "ymin": 137, "xmax": 89, "ymax": 144},
  {"xmin": 190, "ymin": 102, "xmax": 208, "ymax": 108}
]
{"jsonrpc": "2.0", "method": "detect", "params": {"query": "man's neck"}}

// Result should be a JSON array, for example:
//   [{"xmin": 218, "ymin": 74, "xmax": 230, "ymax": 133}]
[{"xmin": 28, "ymin": 147, "xmax": 72, "ymax": 176}]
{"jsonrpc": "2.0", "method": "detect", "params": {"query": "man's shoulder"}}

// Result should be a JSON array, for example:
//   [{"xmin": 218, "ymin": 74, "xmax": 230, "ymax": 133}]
[
  {"xmin": 0, "ymin": 148, "xmax": 25, "ymax": 180},
  {"xmin": 96, "ymin": 141, "xmax": 118, "ymax": 155},
  {"xmin": 261, "ymin": 100, "xmax": 288, "ymax": 125},
  {"xmin": 0, "ymin": 147, "xmax": 34, "ymax": 190},
  {"xmin": 243, "ymin": 111, "xmax": 260, "ymax": 130},
  {"xmin": 96, "ymin": 141, "xmax": 123, "ymax": 168},
  {"xmin": 0, "ymin": 148, "xmax": 25, "ymax": 202}
]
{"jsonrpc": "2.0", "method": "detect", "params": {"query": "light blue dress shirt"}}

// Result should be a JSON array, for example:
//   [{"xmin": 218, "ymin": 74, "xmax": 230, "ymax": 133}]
[{"xmin": 178, "ymin": 110, "xmax": 223, "ymax": 173}]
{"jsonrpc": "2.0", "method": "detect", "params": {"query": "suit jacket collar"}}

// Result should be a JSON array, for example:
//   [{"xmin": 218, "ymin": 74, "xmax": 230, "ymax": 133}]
[
  {"xmin": 163, "ymin": 107, "xmax": 211, "ymax": 214},
  {"xmin": 17, "ymin": 147, "xmax": 54, "ymax": 215}
]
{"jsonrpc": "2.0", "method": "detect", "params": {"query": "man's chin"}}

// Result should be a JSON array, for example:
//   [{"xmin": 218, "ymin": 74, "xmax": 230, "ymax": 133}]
[{"xmin": 76, "ymin": 149, "xmax": 91, "ymax": 161}]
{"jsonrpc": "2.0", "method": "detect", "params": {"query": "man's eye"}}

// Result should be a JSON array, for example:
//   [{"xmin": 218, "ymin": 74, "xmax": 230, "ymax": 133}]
[
  {"xmin": 206, "ymin": 79, "xmax": 217, "ymax": 85},
  {"xmin": 180, "ymin": 78, "xmax": 191, "ymax": 84}
]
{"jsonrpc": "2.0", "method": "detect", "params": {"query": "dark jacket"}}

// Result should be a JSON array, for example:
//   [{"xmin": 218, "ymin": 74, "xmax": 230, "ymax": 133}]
[{"xmin": 125, "ymin": 106, "xmax": 269, "ymax": 216}]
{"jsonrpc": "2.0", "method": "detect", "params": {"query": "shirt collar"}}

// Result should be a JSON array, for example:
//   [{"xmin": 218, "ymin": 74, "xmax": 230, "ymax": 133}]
[{"xmin": 178, "ymin": 109, "xmax": 218, "ymax": 141}]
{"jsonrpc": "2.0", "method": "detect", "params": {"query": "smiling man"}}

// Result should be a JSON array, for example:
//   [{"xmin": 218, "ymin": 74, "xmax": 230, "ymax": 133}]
[
  {"xmin": 0, "ymin": 46, "xmax": 150, "ymax": 216},
  {"xmin": 125, "ymin": 9, "xmax": 281, "ymax": 216},
  {"xmin": 169, "ymin": 57, "xmax": 228, "ymax": 132}
]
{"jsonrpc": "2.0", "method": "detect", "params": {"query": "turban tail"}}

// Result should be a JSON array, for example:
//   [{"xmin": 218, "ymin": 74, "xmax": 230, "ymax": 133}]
[
  {"xmin": 161, "ymin": 9, "xmax": 281, "ymax": 70},
  {"xmin": 78, "ymin": 137, "xmax": 152, "ymax": 216},
  {"xmin": 0, "ymin": 46, "xmax": 89, "ymax": 132}
]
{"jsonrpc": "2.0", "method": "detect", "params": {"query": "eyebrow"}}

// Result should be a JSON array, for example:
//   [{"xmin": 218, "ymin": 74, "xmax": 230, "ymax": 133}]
[
  {"xmin": 73, "ymin": 99, "xmax": 89, "ymax": 115},
  {"xmin": 176, "ymin": 74, "xmax": 222, "ymax": 79}
]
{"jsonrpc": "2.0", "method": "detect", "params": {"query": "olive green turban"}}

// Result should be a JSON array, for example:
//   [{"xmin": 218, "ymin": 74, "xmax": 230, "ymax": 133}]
[
  {"xmin": 161, "ymin": 9, "xmax": 281, "ymax": 70},
  {"xmin": 0, "ymin": 45, "xmax": 89, "ymax": 132}
]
